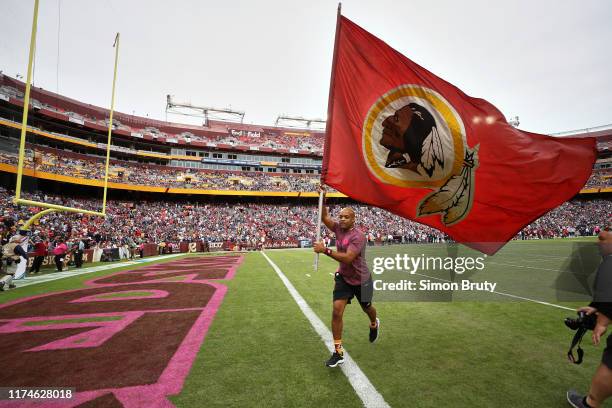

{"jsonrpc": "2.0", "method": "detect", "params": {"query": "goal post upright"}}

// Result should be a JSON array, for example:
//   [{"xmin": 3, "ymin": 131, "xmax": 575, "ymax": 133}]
[
  {"xmin": 13, "ymin": 0, "xmax": 120, "ymax": 229},
  {"xmin": 102, "ymin": 33, "xmax": 120, "ymax": 215},
  {"xmin": 14, "ymin": 0, "xmax": 39, "ymax": 202}
]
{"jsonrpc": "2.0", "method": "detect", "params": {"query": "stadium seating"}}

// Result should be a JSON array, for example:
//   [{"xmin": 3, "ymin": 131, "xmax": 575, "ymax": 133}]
[{"xmin": 1, "ymin": 187, "xmax": 609, "ymax": 249}]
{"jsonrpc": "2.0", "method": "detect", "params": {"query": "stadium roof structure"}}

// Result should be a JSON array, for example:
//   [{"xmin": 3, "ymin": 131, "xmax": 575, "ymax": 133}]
[
  {"xmin": 274, "ymin": 115, "xmax": 326, "ymax": 130},
  {"xmin": 550, "ymin": 123, "xmax": 612, "ymax": 141}
]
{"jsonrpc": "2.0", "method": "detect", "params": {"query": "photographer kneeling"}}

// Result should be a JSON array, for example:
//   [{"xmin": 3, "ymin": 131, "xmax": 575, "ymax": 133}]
[
  {"xmin": 568, "ymin": 226, "xmax": 612, "ymax": 408},
  {"xmin": 1, "ymin": 231, "xmax": 29, "ymax": 291}
]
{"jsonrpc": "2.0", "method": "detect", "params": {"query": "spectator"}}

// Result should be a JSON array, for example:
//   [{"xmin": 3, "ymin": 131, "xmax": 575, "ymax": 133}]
[
  {"xmin": 53, "ymin": 237, "xmax": 68, "ymax": 272},
  {"xmin": 30, "ymin": 234, "xmax": 47, "ymax": 273}
]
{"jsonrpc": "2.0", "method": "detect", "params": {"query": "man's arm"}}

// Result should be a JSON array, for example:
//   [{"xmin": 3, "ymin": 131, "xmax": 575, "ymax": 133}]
[
  {"xmin": 313, "ymin": 233, "xmax": 364, "ymax": 265},
  {"xmin": 313, "ymin": 242, "xmax": 359, "ymax": 265},
  {"xmin": 593, "ymin": 312, "xmax": 610, "ymax": 346},
  {"xmin": 585, "ymin": 302, "xmax": 612, "ymax": 346},
  {"xmin": 14, "ymin": 244, "xmax": 28, "ymax": 259},
  {"xmin": 321, "ymin": 205, "xmax": 335, "ymax": 231}
]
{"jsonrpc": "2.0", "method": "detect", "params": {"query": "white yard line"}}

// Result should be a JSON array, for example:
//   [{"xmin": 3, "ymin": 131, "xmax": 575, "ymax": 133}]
[{"xmin": 261, "ymin": 251, "xmax": 390, "ymax": 408}]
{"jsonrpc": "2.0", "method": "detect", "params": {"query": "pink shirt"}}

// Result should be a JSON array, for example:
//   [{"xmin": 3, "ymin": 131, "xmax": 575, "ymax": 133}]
[
  {"xmin": 333, "ymin": 223, "xmax": 370, "ymax": 285},
  {"xmin": 53, "ymin": 243, "xmax": 67, "ymax": 256}
]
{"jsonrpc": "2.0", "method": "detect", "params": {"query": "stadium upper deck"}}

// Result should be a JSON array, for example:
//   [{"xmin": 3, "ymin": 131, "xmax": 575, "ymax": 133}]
[
  {"xmin": 0, "ymin": 74, "xmax": 324, "ymax": 156},
  {"xmin": 0, "ymin": 72, "xmax": 610, "ymax": 196}
]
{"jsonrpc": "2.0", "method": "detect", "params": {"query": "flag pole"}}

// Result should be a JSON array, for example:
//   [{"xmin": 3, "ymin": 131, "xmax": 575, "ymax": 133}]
[
  {"xmin": 321, "ymin": 2, "xmax": 341, "ymax": 183},
  {"xmin": 314, "ymin": 188, "xmax": 325, "ymax": 271},
  {"xmin": 315, "ymin": 3, "xmax": 342, "ymax": 272}
]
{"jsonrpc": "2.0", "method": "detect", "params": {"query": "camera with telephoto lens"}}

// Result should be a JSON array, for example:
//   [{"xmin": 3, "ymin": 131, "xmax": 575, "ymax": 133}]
[
  {"xmin": 565, "ymin": 311, "xmax": 597, "ymax": 331},
  {"xmin": 566, "ymin": 311, "xmax": 598, "ymax": 364}
]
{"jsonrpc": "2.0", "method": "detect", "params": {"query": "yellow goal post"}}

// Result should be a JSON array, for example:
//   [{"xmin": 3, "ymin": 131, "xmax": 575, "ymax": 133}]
[{"xmin": 13, "ymin": 0, "xmax": 120, "ymax": 230}]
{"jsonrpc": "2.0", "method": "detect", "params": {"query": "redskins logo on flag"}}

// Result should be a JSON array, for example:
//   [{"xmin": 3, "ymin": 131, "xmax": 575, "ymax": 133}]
[{"xmin": 363, "ymin": 85, "xmax": 478, "ymax": 226}]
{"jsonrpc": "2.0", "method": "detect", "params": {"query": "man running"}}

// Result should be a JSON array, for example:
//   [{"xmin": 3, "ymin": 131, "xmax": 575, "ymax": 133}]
[{"xmin": 314, "ymin": 200, "xmax": 379, "ymax": 368}]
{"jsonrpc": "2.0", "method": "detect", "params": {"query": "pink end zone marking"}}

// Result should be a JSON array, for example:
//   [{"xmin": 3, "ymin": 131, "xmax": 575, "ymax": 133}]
[
  {"xmin": 70, "ymin": 290, "xmax": 169, "ymax": 303},
  {"xmin": 141, "ymin": 261, "xmax": 240, "ymax": 272},
  {"xmin": 0, "ymin": 282, "xmax": 228, "ymax": 408},
  {"xmin": 85, "ymin": 255, "xmax": 244, "ymax": 287},
  {"xmin": 0, "ymin": 311, "xmax": 144, "ymax": 352},
  {"xmin": 26, "ymin": 311, "xmax": 143, "ymax": 352},
  {"xmin": 0, "ymin": 255, "xmax": 245, "ymax": 407}
]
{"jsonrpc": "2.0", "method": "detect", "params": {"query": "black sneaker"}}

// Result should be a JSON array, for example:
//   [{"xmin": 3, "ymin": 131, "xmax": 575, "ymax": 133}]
[
  {"xmin": 369, "ymin": 318, "xmax": 380, "ymax": 343},
  {"xmin": 567, "ymin": 390, "xmax": 590, "ymax": 408},
  {"xmin": 8, "ymin": 284, "xmax": 16, "ymax": 289},
  {"xmin": 325, "ymin": 351, "xmax": 345, "ymax": 368},
  {"xmin": 0, "ymin": 282, "xmax": 4, "ymax": 291}
]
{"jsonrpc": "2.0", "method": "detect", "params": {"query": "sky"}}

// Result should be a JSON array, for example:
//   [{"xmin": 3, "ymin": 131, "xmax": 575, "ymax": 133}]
[{"xmin": 1, "ymin": 0, "xmax": 611, "ymax": 134}]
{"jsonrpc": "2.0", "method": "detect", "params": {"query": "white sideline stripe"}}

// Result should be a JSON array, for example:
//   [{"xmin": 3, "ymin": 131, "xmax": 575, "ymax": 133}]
[
  {"xmin": 13, "ymin": 254, "xmax": 185, "ymax": 288},
  {"xmin": 412, "ymin": 272, "xmax": 575, "ymax": 311},
  {"xmin": 261, "ymin": 251, "xmax": 390, "ymax": 408}
]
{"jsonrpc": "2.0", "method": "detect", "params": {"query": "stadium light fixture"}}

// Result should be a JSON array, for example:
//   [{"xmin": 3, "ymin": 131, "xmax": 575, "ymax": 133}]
[
  {"xmin": 165, "ymin": 95, "xmax": 245, "ymax": 126},
  {"xmin": 275, "ymin": 115, "xmax": 326, "ymax": 130},
  {"xmin": 508, "ymin": 116, "xmax": 520, "ymax": 127}
]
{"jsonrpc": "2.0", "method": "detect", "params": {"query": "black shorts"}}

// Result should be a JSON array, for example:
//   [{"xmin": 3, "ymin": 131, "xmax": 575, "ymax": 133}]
[
  {"xmin": 333, "ymin": 273, "xmax": 373, "ymax": 307},
  {"xmin": 602, "ymin": 334, "xmax": 612, "ymax": 369}
]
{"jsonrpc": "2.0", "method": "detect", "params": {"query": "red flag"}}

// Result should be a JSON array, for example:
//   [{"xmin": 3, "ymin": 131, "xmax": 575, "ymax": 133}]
[{"xmin": 322, "ymin": 16, "xmax": 597, "ymax": 255}]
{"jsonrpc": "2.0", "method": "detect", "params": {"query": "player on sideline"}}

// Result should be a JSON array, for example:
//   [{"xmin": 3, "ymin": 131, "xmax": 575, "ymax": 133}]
[{"xmin": 314, "ymin": 192, "xmax": 380, "ymax": 368}]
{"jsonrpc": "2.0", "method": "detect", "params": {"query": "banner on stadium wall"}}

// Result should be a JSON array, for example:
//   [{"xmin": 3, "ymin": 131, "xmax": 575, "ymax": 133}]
[
  {"xmin": 299, "ymin": 239, "xmax": 313, "ymax": 248},
  {"xmin": 68, "ymin": 116, "xmax": 85, "ymax": 125},
  {"xmin": 285, "ymin": 131, "xmax": 311, "ymax": 137},
  {"xmin": 178, "ymin": 241, "xmax": 214, "ymax": 253},
  {"xmin": 142, "ymin": 244, "xmax": 159, "ymax": 257},
  {"xmin": 219, "ymin": 240, "xmax": 298, "ymax": 251},
  {"xmin": 26, "ymin": 249, "xmax": 95, "ymax": 268},
  {"xmin": 229, "ymin": 129, "xmax": 261, "ymax": 138}
]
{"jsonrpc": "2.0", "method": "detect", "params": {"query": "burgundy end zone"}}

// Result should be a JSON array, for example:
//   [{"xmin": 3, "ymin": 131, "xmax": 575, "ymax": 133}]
[
  {"xmin": 89, "ymin": 256, "xmax": 243, "ymax": 285},
  {"xmin": 0, "ymin": 255, "xmax": 244, "ymax": 408}
]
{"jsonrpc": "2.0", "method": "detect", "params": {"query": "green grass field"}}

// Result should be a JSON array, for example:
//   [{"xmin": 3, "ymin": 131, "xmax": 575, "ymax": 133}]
[{"xmin": 1, "ymin": 239, "xmax": 609, "ymax": 407}]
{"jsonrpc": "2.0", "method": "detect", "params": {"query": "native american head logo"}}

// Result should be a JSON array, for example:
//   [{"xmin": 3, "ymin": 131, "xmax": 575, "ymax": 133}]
[{"xmin": 362, "ymin": 85, "xmax": 479, "ymax": 226}]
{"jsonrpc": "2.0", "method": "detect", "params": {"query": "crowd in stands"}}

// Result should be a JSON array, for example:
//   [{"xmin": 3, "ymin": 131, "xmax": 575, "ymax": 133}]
[
  {"xmin": 1, "ymin": 149, "xmax": 610, "ymax": 192},
  {"xmin": 584, "ymin": 168, "xmax": 612, "ymax": 188},
  {"xmin": 0, "ymin": 150, "xmax": 323, "ymax": 192},
  {"xmin": 0, "ymin": 188, "xmax": 609, "ymax": 253}
]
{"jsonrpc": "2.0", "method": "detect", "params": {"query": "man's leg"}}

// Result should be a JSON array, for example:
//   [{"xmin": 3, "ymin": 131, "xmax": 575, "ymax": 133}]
[
  {"xmin": 326, "ymin": 298, "xmax": 348, "ymax": 367},
  {"xmin": 360, "ymin": 303, "xmax": 377, "ymax": 324},
  {"xmin": 0, "ymin": 274, "xmax": 13, "ymax": 290},
  {"xmin": 332, "ymin": 299, "xmax": 348, "ymax": 347},
  {"xmin": 361, "ymin": 303, "xmax": 380, "ymax": 343},
  {"xmin": 35, "ymin": 256, "xmax": 43, "ymax": 272},
  {"xmin": 587, "ymin": 364, "xmax": 612, "ymax": 407},
  {"xmin": 30, "ymin": 256, "xmax": 41, "ymax": 273}
]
